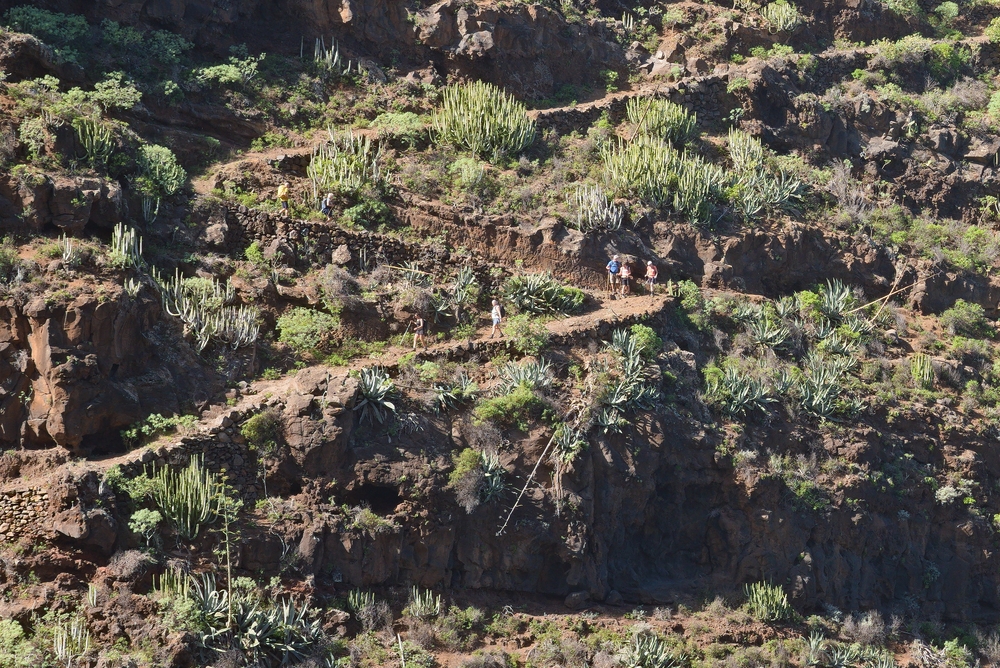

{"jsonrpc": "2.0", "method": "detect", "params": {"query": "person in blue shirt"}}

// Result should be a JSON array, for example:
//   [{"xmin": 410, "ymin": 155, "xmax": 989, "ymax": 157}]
[{"xmin": 606, "ymin": 254, "xmax": 621, "ymax": 298}]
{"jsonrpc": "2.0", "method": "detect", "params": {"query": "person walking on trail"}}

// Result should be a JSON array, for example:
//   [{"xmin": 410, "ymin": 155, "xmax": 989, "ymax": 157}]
[
  {"xmin": 320, "ymin": 192, "xmax": 335, "ymax": 221},
  {"xmin": 620, "ymin": 260, "xmax": 632, "ymax": 297},
  {"xmin": 489, "ymin": 299, "xmax": 505, "ymax": 339},
  {"xmin": 606, "ymin": 255, "xmax": 621, "ymax": 298},
  {"xmin": 277, "ymin": 181, "xmax": 291, "ymax": 215},
  {"xmin": 412, "ymin": 314, "xmax": 426, "ymax": 350},
  {"xmin": 645, "ymin": 260, "xmax": 658, "ymax": 295}
]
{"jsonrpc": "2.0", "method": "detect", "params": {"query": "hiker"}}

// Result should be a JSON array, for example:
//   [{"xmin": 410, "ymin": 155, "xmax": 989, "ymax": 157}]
[
  {"xmin": 606, "ymin": 254, "xmax": 621, "ymax": 298},
  {"xmin": 277, "ymin": 181, "xmax": 291, "ymax": 215},
  {"xmin": 489, "ymin": 299, "xmax": 504, "ymax": 339},
  {"xmin": 620, "ymin": 260, "xmax": 632, "ymax": 297},
  {"xmin": 645, "ymin": 260, "xmax": 658, "ymax": 295},
  {"xmin": 320, "ymin": 192, "xmax": 335, "ymax": 221},
  {"xmin": 412, "ymin": 314, "xmax": 426, "ymax": 350}
]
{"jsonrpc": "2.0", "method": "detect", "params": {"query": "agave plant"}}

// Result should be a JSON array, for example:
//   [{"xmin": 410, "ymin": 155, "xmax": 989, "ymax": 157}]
[
  {"xmin": 480, "ymin": 451, "xmax": 507, "ymax": 503},
  {"xmin": 433, "ymin": 80, "xmax": 536, "ymax": 161},
  {"xmin": 805, "ymin": 631, "xmax": 827, "ymax": 666},
  {"xmin": 502, "ymin": 273, "xmax": 585, "ymax": 315},
  {"xmin": 232, "ymin": 597, "xmax": 324, "ymax": 668},
  {"xmin": 620, "ymin": 632, "xmax": 686, "ymax": 668},
  {"xmin": 797, "ymin": 365, "xmax": 841, "ymax": 418},
  {"xmin": 708, "ymin": 366, "xmax": 775, "ymax": 417},
  {"xmin": 433, "ymin": 372, "xmax": 479, "ymax": 412},
  {"xmin": 748, "ymin": 316, "xmax": 789, "ymax": 350},
  {"xmin": 495, "ymin": 359, "xmax": 552, "ymax": 395},
  {"xmin": 818, "ymin": 279, "xmax": 855, "ymax": 322},
  {"xmin": 552, "ymin": 424, "xmax": 588, "ymax": 465},
  {"xmin": 626, "ymin": 97, "xmax": 697, "ymax": 145},
  {"xmin": 775, "ymin": 295, "xmax": 798, "ymax": 319},
  {"xmin": 354, "ymin": 367, "xmax": 397, "ymax": 424}
]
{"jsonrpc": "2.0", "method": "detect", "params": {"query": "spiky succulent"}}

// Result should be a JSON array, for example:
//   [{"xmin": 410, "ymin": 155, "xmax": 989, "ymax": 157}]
[
  {"xmin": 354, "ymin": 367, "xmax": 397, "ymax": 424},
  {"xmin": 433, "ymin": 80, "xmax": 536, "ymax": 161}
]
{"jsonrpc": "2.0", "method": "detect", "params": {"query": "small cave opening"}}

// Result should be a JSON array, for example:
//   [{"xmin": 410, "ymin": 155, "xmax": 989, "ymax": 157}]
[
  {"xmin": 80, "ymin": 429, "xmax": 127, "ymax": 457},
  {"xmin": 341, "ymin": 484, "xmax": 402, "ymax": 516}
]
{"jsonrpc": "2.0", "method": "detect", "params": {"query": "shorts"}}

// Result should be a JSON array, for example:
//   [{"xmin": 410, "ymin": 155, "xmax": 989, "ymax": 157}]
[
  {"xmin": 321, "ymin": 206, "xmax": 333, "ymax": 216},
  {"xmin": 281, "ymin": 200, "xmax": 289, "ymax": 210},
  {"xmin": 492, "ymin": 317, "xmax": 501, "ymax": 325},
  {"xmin": 609, "ymin": 273, "xmax": 620, "ymax": 284}
]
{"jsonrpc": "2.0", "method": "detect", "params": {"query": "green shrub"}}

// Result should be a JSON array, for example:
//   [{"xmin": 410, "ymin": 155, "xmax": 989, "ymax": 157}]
[
  {"xmin": 449, "ymin": 448, "xmax": 483, "ymax": 487},
  {"xmin": 136, "ymin": 143, "xmax": 186, "ymax": 198},
  {"xmin": 987, "ymin": 17, "xmax": 1000, "ymax": 44},
  {"xmin": 341, "ymin": 196, "xmax": 391, "ymax": 228},
  {"xmin": 277, "ymin": 307, "xmax": 340, "ymax": 355},
  {"xmin": 473, "ymin": 384, "xmax": 545, "ymax": 431},
  {"xmin": 629, "ymin": 324, "xmax": 662, "ymax": 360},
  {"xmin": 940, "ymin": 299, "xmax": 992, "ymax": 337},
  {"xmin": 4, "ymin": 7, "xmax": 89, "ymax": 64},
  {"xmin": 240, "ymin": 409, "xmax": 282, "ymax": 456},
  {"xmin": 370, "ymin": 111, "xmax": 425, "ymax": 146},
  {"xmin": 128, "ymin": 508, "xmax": 163, "ymax": 547},
  {"xmin": 244, "ymin": 241, "xmax": 266, "ymax": 266},
  {"xmin": 121, "ymin": 413, "xmax": 197, "ymax": 449},
  {"xmin": 433, "ymin": 80, "xmax": 536, "ymax": 161},
  {"xmin": 505, "ymin": 314, "xmax": 550, "ymax": 356}
]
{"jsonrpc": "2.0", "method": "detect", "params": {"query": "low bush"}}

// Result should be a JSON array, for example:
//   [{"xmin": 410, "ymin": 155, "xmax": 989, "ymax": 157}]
[
  {"xmin": 505, "ymin": 314, "xmax": 550, "ymax": 356},
  {"xmin": 240, "ymin": 409, "xmax": 283, "ymax": 456},
  {"xmin": 940, "ymin": 299, "xmax": 992, "ymax": 337},
  {"xmin": 473, "ymin": 384, "xmax": 546, "ymax": 431},
  {"xmin": 276, "ymin": 307, "xmax": 340, "ymax": 355}
]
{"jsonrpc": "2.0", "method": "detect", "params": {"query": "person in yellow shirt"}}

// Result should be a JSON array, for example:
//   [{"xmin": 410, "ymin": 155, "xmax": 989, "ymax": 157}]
[{"xmin": 277, "ymin": 182, "xmax": 290, "ymax": 215}]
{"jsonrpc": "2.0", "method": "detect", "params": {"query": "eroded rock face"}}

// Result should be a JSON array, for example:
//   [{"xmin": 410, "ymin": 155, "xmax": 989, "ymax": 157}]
[
  {"xmin": 0, "ymin": 0, "xmax": 626, "ymax": 98},
  {"xmin": 0, "ymin": 173, "xmax": 123, "ymax": 232},
  {"xmin": 0, "ymin": 293, "xmax": 221, "ymax": 451}
]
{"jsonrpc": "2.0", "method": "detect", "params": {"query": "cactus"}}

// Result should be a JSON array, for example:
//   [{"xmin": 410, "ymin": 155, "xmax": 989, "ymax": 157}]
[
  {"xmin": 74, "ymin": 117, "xmax": 113, "ymax": 169},
  {"xmin": 911, "ymin": 353, "xmax": 935, "ymax": 389},
  {"xmin": 123, "ymin": 276, "xmax": 143, "ymax": 298},
  {"xmin": 109, "ymin": 223, "xmax": 143, "ymax": 270},
  {"xmin": 404, "ymin": 586, "xmax": 442, "ymax": 619},
  {"xmin": 313, "ymin": 35, "xmax": 353, "ymax": 75},
  {"xmin": 152, "ymin": 267, "xmax": 258, "ymax": 352},
  {"xmin": 727, "ymin": 130, "xmax": 802, "ymax": 222},
  {"xmin": 53, "ymin": 617, "xmax": 91, "ymax": 666},
  {"xmin": 626, "ymin": 97, "xmax": 697, "ymax": 144},
  {"xmin": 569, "ymin": 184, "xmax": 625, "ymax": 232},
  {"xmin": 150, "ymin": 455, "xmax": 224, "ymax": 541},
  {"xmin": 761, "ymin": 0, "xmax": 802, "ymax": 32},
  {"xmin": 307, "ymin": 130, "xmax": 384, "ymax": 200},
  {"xmin": 744, "ymin": 581, "xmax": 794, "ymax": 621},
  {"xmin": 432, "ymin": 80, "xmax": 536, "ymax": 161}
]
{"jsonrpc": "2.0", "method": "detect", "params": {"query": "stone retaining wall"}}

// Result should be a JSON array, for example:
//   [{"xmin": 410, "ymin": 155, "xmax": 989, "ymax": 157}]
[{"xmin": 0, "ymin": 488, "xmax": 49, "ymax": 543}]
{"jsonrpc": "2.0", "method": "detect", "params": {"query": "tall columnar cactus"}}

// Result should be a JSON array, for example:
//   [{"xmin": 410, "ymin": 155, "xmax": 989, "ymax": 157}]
[
  {"xmin": 73, "ymin": 117, "xmax": 113, "ymax": 169},
  {"xmin": 307, "ymin": 130, "xmax": 384, "ymax": 200},
  {"xmin": 626, "ymin": 97, "xmax": 697, "ymax": 145},
  {"xmin": 569, "ymin": 184, "xmax": 624, "ymax": 232},
  {"xmin": 109, "ymin": 223, "xmax": 143, "ymax": 270},
  {"xmin": 152, "ymin": 267, "xmax": 259, "ymax": 352},
  {"xmin": 432, "ymin": 80, "xmax": 536, "ymax": 161},
  {"xmin": 150, "ymin": 455, "xmax": 224, "ymax": 541}
]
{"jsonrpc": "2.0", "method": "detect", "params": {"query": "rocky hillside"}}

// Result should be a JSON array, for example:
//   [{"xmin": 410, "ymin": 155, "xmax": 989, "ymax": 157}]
[{"xmin": 3, "ymin": 0, "xmax": 1000, "ymax": 667}]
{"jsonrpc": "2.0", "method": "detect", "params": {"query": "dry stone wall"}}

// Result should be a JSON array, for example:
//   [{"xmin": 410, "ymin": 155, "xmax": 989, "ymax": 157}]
[{"xmin": 0, "ymin": 488, "xmax": 49, "ymax": 543}]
